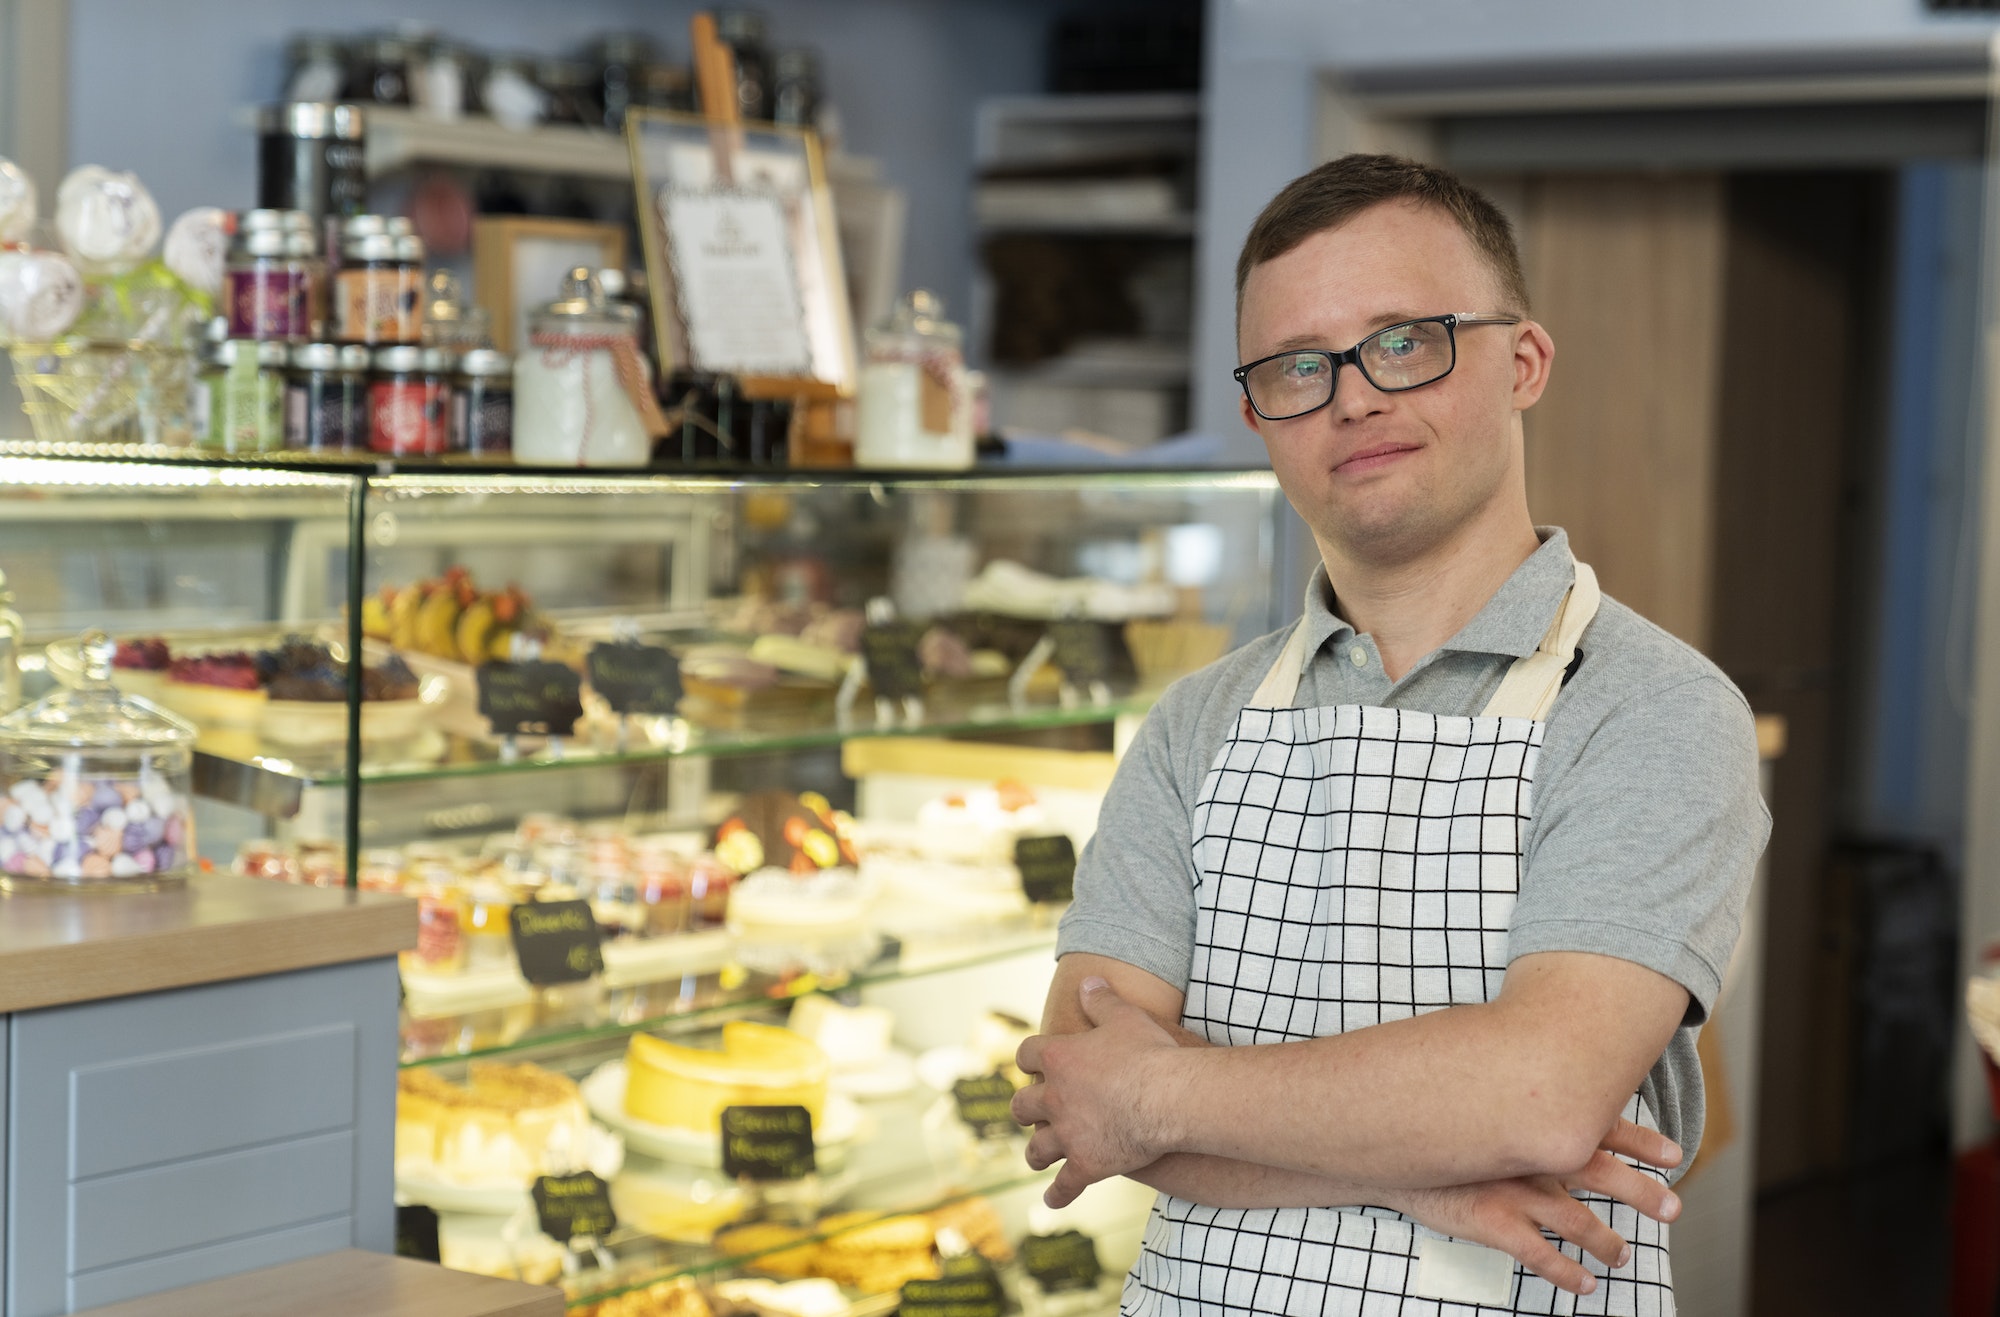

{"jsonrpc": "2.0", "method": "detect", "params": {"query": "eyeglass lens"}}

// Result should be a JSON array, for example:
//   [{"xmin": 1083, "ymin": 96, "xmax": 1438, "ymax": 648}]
[{"xmin": 1244, "ymin": 319, "xmax": 1457, "ymax": 419}]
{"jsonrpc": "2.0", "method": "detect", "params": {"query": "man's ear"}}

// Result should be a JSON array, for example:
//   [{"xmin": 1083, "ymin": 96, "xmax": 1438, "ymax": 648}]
[{"xmin": 1512, "ymin": 320, "xmax": 1556, "ymax": 410}]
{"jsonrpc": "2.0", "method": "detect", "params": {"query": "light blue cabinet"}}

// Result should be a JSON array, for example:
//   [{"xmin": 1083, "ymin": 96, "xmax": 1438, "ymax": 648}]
[{"xmin": 5, "ymin": 958, "xmax": 400, "ymax": 1316}]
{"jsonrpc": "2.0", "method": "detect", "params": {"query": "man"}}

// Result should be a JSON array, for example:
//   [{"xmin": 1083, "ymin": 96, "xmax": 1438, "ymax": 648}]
[{"xmin": 1011, "ymin": 155, "xmax": 1769, "ymax": 1316}]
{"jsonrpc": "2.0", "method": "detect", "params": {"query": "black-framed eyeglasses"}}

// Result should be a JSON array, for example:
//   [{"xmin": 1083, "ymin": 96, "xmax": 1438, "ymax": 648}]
[{"xmin": 1233, "ymin": 313, "xmax": 1523, "ymax": 421}]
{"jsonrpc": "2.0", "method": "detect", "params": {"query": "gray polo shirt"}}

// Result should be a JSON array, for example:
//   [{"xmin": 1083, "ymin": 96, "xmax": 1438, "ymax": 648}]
[{"xmin": 1056, "ymin": 528, "xmax": 1770, "ymax": 1169}]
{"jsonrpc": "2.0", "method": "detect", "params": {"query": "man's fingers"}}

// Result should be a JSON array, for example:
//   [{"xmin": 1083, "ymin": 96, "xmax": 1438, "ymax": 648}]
[
  {"xmin": 1011, "ymin": 1080, "xmax": 1051, "ymax": 1129},
  {"xmin": 1488, "ymin": 1223, "xmax": 1597, "ymax": 1297},
  {"xmin": 1525, "ymin": 1179, "xmax": 1628, "ymax": 1271},
  {"xmin": 1599, "ymin": 1118, "xmax": 1681, "ymax": 1170},
  {"xmin": 1043, "ymin": 1160, "xmax": 1093, "ymax": 1209},
  {"xmin": 1016, "ymin": 1034, "xmax": 1047, "ymax": 1078},
  {"xmin": 1022, "ymin": 1124, "xmax": 1064, "ymax": 1172},
  {"xmin": 1076, "ymin": 975, "xmax": 1135, "ymax": 1028},
  {"xmin": 1566, "ymin": 1150, "xmax": 1680, "ymax": 1224}
]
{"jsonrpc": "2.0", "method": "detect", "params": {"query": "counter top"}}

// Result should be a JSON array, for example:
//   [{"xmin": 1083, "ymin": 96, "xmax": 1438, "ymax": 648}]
[
  {"xmin": 69, "ymin": 1249, "xmax": 561, "ymax": 1317},
  {"xmin": 0, "ymin": 874, "xmax": 415, "ymax": 1013}
]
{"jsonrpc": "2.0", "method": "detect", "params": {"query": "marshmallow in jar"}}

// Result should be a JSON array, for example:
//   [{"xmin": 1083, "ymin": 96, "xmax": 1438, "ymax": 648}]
[
  {"xmin": 0, "ymin": 630, "xmax": 196, "ymax": 892},
  {"xmin": 513, "ymin": 267, "xmax": 654, "ymax": 467}
]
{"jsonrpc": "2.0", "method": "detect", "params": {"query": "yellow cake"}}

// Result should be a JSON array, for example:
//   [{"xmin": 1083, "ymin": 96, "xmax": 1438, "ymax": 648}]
[
  {"xmin": 623, "ymin": 1021, "xmax": 830, "ymax": 1135},
  {"xmin": 396, "ymin": 1061, "xmax": 595, "ymax": 1185}
]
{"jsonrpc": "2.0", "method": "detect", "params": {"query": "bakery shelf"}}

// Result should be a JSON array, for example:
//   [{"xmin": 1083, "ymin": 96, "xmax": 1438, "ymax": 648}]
[
  {"xmin": 190, "ymin": 693, "xmax": 1161, "ymax": 812},
  {"xmin": 365, "ymin": 107, "xmax": 634, "ymax": 181},
  {"xmin": 400, "ymin": 924, "xmax": 1057, "ymax": 1068}
]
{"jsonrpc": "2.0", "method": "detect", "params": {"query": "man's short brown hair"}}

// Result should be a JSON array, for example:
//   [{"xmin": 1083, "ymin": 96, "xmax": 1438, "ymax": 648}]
[{"xmin": 1235, "ymin": 154, "xmax": 1530, "ymax": 325}]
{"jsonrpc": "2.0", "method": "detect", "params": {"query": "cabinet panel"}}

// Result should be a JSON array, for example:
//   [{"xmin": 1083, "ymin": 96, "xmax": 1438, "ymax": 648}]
[
  {"xmin": 7, "ymin": 958, "xmax": 399, "ymax": 1316},
  {"xmin": 71, "ymin": 1132, "xmax": 354, "ymax": 1271},
  {"xmin": 69, "ymin": 1024, "xmax": 356, "ymax": 1179}
]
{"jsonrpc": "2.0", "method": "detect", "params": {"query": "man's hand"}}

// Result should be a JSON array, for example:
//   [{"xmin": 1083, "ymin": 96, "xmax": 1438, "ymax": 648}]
[
  {"xmin": 1381, "ymin": 1119, "xmax": 1682, "ymax": 1297},
  {"xmin": 1014, "ymin": 975, "xmax": 1185, "ymax": 1206}
]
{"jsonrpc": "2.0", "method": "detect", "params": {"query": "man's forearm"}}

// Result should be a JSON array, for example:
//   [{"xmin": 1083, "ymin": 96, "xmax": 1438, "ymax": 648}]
[{"xmin": 1132, "ymin": 1151, "xmax": 1387, "ymax": 1211}]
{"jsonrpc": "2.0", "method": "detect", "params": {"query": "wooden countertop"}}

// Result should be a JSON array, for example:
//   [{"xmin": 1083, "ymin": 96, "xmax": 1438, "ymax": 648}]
[
  {"xmin": 69, "ymin": 1249, "xmax": 562, "ymax": 1317},
  {"xmin": 0, "ymin": 873, "xmax": 415, "ymax": 1013}
]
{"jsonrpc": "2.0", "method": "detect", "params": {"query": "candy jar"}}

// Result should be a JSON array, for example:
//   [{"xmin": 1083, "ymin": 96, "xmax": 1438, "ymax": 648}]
[
  {"xmin": 513, "ymin": 267, "xmax": 663, "ymax": 467},
  {"xmin": 853, "ymin": 290, "xmax": 973, "ymax": 469},
  {"xmin": 0, "ymin": 630, "xmax": 196, "ymax": 892}
]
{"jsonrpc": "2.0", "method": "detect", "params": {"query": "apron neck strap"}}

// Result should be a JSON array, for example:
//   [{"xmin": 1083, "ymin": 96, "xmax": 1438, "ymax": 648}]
[
  {"xmin": 1243, "ymin": 561, "xmax": 1603, "ymax": 718},
  {"xmin": 1478, "ymin": 561, "xmax": 1601, "ymax": 721}
]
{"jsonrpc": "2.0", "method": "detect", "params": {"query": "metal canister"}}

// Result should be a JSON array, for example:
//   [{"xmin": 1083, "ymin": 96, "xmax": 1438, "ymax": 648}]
[{"xmin": 256, "ymin": 102, "xmax": 366, "ymax": 219}]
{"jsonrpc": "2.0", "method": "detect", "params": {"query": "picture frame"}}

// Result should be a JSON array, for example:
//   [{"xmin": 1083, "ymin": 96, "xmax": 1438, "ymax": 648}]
[
  {"xmin": 471, "ymin": 217, "xmax": 629, "ymax": 355},
  {"xmin": 625, "ymin": 109, "xmax": 858, "ymax": 401}
]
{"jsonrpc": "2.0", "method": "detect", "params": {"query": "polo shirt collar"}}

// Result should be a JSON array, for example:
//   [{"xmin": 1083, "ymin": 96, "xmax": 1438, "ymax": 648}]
[{"xmin": 1296, "ymin": 527, "xmax": 1577, "ymax": 663}]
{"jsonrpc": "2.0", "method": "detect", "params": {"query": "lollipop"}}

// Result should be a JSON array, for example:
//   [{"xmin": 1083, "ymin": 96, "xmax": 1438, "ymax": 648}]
[
  {"xmin": 54, "ymin": 166, "xmax": 161, "ymax": 273},
  {"xmin": 0, "ymin": 247, "xmax": 83, "ymax": 340},
  {"xmin": 0, "ymin": 158, "xmax": 36, "ymax": 244},
  {"xmin": 162, "ymin": 207, "xmax": 228, "ymax": 298}
]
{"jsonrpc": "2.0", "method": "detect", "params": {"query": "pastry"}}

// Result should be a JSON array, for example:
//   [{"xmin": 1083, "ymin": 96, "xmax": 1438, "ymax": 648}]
[
  {"xmin": 623, "ymin": 1021, "xmax": 830, "ymax": 1135},
  {"xmin": 587, "ymin": 1277, "xmax": 714, "ymax": 1317},
  {"xmin": 812, "ymin": 1211, "xmax": 940, "ymax": 1291},
  {"xmin": 395, "ymin": 1061, "xmax": 596, "ymax": 1186},
  {"xmin": 710, "ymin": 1278, "xmax": 849, "ymax": 1317},
  {"xmin": 714, "ymin": 1221, "xmax": 820, "ymax": 1278}
]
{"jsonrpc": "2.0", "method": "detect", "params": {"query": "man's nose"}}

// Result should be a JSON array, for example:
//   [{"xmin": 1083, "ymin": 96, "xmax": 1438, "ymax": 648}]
[{"xmin": 1325, "ymin": 358, "xmax": 1388, "ymax": 422}]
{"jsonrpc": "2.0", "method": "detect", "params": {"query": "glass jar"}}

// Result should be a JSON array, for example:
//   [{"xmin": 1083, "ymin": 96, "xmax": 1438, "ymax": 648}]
[
  {"xmin": 0, "ymin": 567, "xmax": 23, "ymax": 715},
  {"xmin": 205, "ymin": 339, "xmax": 288, "ymax": 453},
  {"xmin": 357, "ymin": 848, "xmax": 404, "ymax": 892},
  {"xmin": 514, "ymin": 268, "xmax": 656, "ymax": 467},
  {"xmin": 771, "ymin": 47, "xmax": 822, "ymax": 128},
  {"xmin": 462, "ymin": 879, "xmax": 516, "ymax": 971},
  {"xmin": 715, "ymin": 9, "xmax": 774, "ymax": 122},
  {"xmin": 337, "ymin": 232, "xmax": 421, "ymax": 345},
  {"xmin": 533, "ymin": 55, "xmax": 598, "ymax": 126},
  {"xmin": 347, "ymin": 34, "xmax": 415, "ymax": 106},
  {"xmin": 225, "ymin": 226, "xmax": 311, "ymax": 341},
  {"xmin": 285, "ymin": 342, "xmax": 370, "ymax": 452},
  {"xmin": 452, "ymin": 348, "xmax": 513, "ymax": 457},
  {"xmin": 404, "ymin": 864, "xmax": 466, "ymax": 976},
  {"xmin": 854, "ymin": 289, "xmax": 973, "ymax": 469},
  {"xmin": 585, "ymin": 32, "xmax": 658, "ymax": 130},
  {"xmin": 257, "ymin": 102, "xmax": 366, "ymax": 222},
  {"xmin": 0, "ymin": 630, "xmax": 196, "ymax": 892},
  {"xmin": 368, "ymin": 344, "xmax": 449, "ymax": 456},
  {"xmin": 688, "ymin": 853, "xmax": 735, "ymax": 929}
]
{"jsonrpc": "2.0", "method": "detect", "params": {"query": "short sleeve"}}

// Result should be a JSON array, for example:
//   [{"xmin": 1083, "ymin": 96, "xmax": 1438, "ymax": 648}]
[
  {"xmin": 1510, "ymin": 675, "xmax": 1770, "ymax": 1025},
  {"xmin": 1055, "ymin": 692, "xmax": 1203, "ymax": 991}
]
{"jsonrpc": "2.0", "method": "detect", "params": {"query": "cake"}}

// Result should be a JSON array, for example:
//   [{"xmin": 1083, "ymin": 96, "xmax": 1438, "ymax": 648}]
[
  {"xmin": 787, "ymin": 995, "xmax": 894, "ymax": 1074},
  {"xmin": 395, "ymin": 1061, "xmax": 595, "ymax": 1186},
  {"xmin": 623, "ymin": 1021, "xmax": 829, "ymax": 1134},
  {"xmin": 851, "ymin": 781, "xmax": 1046, "ymax": 936},
  {"xmin": 726, "ymin": 867, "xmax": 880, "ymax": 976}
]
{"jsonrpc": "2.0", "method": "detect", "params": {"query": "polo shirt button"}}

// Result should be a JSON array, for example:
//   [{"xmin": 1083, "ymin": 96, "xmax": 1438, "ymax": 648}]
[{"xmin": 1350, "ymin": 646, "xmax": 1368, "ymax": 668}]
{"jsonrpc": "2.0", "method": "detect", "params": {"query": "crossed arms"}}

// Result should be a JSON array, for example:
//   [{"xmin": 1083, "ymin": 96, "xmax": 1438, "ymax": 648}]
[{"xmin": 1012, "ymin": 947, "xmax": 1690, "ymax": 1298}]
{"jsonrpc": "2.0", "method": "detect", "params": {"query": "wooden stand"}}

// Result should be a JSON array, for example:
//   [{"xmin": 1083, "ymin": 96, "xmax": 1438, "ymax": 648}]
[{"xmin": 68, "ymin": 1249, "xmax": 561, "ymax": 1317}]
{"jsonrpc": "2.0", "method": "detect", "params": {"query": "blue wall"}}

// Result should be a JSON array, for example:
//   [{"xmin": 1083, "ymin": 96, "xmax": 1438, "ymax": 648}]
[{"xmin": 66, "ymin": 0, "xmax": 1068, "ymax": 327}]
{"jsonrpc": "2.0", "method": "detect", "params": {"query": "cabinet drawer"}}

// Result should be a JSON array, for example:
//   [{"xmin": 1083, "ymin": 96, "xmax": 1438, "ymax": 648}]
[{"xmin": 7, "ymin": 958, "xmax": 398, "ymax": 1316}]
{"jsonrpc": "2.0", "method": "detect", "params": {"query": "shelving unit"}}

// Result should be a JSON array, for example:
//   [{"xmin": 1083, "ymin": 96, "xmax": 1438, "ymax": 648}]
[{"xmin": 970, "ymin": 93, "xmax": 1205, "ymax": 450}]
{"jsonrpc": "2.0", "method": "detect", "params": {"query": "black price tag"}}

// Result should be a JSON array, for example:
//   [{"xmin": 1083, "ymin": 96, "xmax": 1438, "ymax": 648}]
[
  {"xmin": 952, "ymin": 1071, "xmax": 1020, "ymax": 1140},
  {"xmin": 901, "ymin": 1257, "xmax": 1005, "ymax": 1317},
  {"xmin": 394, "ymin": 1203, "xmax": 441, "ymax": 1262},
  {"xmin": 1021, "ymin": 1230, "xmax": 1103, "ymax": 1293},
  {"xmin": 1048, "ymin": 619, "xmax": 1112, "ymax": 685},
  {"xmin": 477, "ymin": 659, "xmax": 584, "ymax": 736},
  {"xmin": 588, "ymin": 642, "xmax": 683, "ymax": 716},
  {"xmin": 721, "ymin": 1104, "xmax": 816, "ymax": 1180},
  {"xmin": 531, "ymin": 1171, "xmax": 617, "ymax": 1243},
  {"xmin": 861, "ymin": 621, "xmax": 925, "ymax": 701},
  {"xmin": 1015, "ymin": 834, "xmax": 1078, "ymax": 904},
  {"xmin": 510, "ymin": 898, "xmax": 605, "ymax": 985}
]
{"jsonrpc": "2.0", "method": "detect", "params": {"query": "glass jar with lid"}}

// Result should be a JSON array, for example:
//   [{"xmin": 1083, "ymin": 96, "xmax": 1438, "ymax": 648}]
[
  {"xmin": 452, "ymin": 348, "xmax": 513, "ymax": 456},
  {"xmin": 285, "ymin": 342, "xmax": 371, "ymax": 452},
  {"xmin": 336, "ymin": 231, "xmax": 421, "ymax": 345},
  {"xmin": 368, "ymin": 344, "xmax": 449, "ymax": 455},
  {"xmin": 0, "ymin": 630, "xmax": 196, "ymax": 892},
  {"xmin": 205, "ymin": 338, "xmax": 288, "ymax": 453},
  {"xmin": 513, "ymin": 267, "xmax": 662, "ymax": 467},
  {"xmin": 853, "ymin": 289, "xmax": 973, "ymax": 469},
  {"xmin": 225, "ymin": 226, "xmax": 311, "ymax": 341}
]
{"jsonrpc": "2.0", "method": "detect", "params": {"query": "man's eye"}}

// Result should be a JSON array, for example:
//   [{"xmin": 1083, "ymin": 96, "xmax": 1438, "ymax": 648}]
[
  {"xmin": 1379, "ymin": 332, "xmax": 1419, "ymax": 358},
  {"xmin": 1281, "ymin": 356, "xmax": 1324, "ymax": 380}
]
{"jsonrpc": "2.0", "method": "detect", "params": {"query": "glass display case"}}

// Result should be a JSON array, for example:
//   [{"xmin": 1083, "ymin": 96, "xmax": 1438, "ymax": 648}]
[{"xmin": 0, "ymin": 449, "xmax": 1283, "ymax": 1313}]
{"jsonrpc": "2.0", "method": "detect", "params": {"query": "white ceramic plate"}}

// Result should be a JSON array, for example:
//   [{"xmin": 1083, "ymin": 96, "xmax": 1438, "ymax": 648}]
[
  {"xmin": 394, "ymin": 1121, "xmax": 624, "ymax": 1215},
  {"xmin": 581, "ymin": 1060, "xmax": 871, "ymax": 1167}
]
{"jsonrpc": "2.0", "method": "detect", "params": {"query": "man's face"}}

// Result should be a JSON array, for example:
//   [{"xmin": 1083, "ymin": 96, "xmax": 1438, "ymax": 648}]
[{"xmin": 1237, "ymin": 200, "xmax": 1546, "ymax": 567}]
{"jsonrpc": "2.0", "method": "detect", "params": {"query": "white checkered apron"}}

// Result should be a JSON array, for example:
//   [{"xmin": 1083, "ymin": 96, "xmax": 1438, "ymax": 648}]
[{"xmin": 1123, "ymin": 565, "xmax": 1675, "ymax": 1317}]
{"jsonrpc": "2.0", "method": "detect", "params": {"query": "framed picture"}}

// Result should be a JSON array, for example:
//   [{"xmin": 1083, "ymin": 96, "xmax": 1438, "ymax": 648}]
[
  {"xmin": 472, "ymin": 217, "xmax": 628, "ymax": 354},
  {"xmin": 625, "ymin": 109, "xmax": 857, "ymax": 400}
]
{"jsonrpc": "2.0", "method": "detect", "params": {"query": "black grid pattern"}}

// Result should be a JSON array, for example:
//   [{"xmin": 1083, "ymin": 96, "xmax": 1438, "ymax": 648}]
[{"xmin": 1121, "ymin": 702, "xmax": 1674, "ymax": 1315}]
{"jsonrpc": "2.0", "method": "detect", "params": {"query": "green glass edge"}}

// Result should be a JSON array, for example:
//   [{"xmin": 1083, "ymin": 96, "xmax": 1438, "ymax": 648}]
[
  {"xmin": 233, "ymin": 694, "xmax": 1160, "ymax": 790},
  {"xmin": 401, "ymin": 929, "xmax": 1058, "ymax": 1068},
  {"xmin": 565, "ymin": 1173, "xmax": 1053, "ymax": 1308}
]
